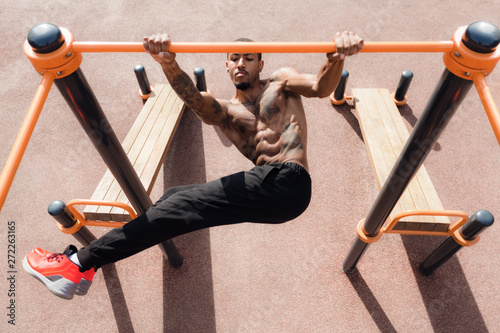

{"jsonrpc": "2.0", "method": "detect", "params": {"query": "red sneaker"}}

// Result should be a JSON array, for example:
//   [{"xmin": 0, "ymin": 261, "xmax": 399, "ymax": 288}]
[
  {"xmin": 56, "ymin": 245, "xmax": 96, "ymax": 296},
  {"xmin": 32, "ymin": 247, "xmax": 50, "ymax": 256},
  {"xmin": 23, "ymin": 248, "xmax": 82, "ymax": 300},
  {"xmin": 75, "ymin": 267, "xmax": 95, "ymax": 296},
  {"xmin": 28, "ymin": 246, "xmax": 96, "ymax": 297}
]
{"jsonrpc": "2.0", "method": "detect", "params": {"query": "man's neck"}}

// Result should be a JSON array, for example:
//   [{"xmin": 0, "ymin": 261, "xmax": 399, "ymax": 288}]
[{"xmin": 232, "ymin": 79, "xmax": 268, "ymax": 104}]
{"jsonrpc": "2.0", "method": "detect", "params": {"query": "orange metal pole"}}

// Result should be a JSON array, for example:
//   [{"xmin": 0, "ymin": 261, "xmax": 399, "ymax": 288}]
[
  {"xmin": 72, "ymin": 41, "xmax": 454, "ymax": 54},
  {"xmin": 356, "ymin": 41, "xmax": 454, "ymax": 53},
  {"xmin": 73, "ymin": 42, "xmax": 144, "ymax": 53},
  {"xmin": 472, "ymin": 73, "xmax": 500, "ymax": 147},
  {"xmin": 0, "ymin": 72, "xmax": 55, "ymax": 211}
]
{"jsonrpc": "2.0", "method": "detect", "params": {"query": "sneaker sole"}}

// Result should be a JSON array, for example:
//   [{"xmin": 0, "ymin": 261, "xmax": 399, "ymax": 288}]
[
  {"xmin": 22, "ymin": 255, "xmax": 79, "ymax": 300},
  {"xmin": 75, "ymin": 278, "xmax": 92, "ymax": 296}
]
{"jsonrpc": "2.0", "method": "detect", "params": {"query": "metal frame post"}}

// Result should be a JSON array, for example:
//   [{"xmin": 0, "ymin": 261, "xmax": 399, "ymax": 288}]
[
  {"xmin": 343, "ymin": 21, "xmax": 500, "ymax": 273},
  {"xmin": 330, "ymin": 69, "xmax": 349, "ymax": 105},
  {"xmin": 343, "ymin": 68, "xmax": 473, "ymax": 273},
  {"xmin": 194, "ymin": 67, "xmax": 207, "ymax": 92},
  {"xmin": 419, "ymin": 210, "xmax": 494, "ymax": 275},
  {"xmin": 394, "ymin": 70, "xmax": 413, "ymax": 104},
  {"xmin": 48, "ymin": 200, "xmax": 97, "ymax": 246},
  {"xmin": 27, "ymin": 23, "xmax": 183, "ymax": 267},
  {"xmin": 134, "ymin": 64, "xmax": 152, "ymax": 99},
  {"xmin": 334, "ymin": 69, "xmax": 349, "ymax": 101}
]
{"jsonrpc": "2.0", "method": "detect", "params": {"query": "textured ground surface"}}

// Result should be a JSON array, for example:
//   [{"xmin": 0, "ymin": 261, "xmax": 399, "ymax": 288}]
[{"xmin": 1, "ymin": 1, "xmax": 499, "ymax": 332}]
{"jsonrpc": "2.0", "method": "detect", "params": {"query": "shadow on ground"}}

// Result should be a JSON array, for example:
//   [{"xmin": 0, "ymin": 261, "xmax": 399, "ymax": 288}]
[
  {"xmin": 403, "ymin": 234, "xmax": 488, "ymax": 333},
  {"xmin": 347, "ymin": 235, "xmax": 488, "ymax": 333},
  {"xmin": 102, "ymin": 264, "xmax": 136, "ymax": 333},
  {"xmin": 160, "ymin": 110, "xmax": 217, "ymax": 333}
]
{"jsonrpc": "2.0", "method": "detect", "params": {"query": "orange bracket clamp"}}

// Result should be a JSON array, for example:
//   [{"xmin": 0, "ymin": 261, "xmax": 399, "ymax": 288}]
[
  {"xmin": 330, "ymin": 94, "xmax": 352, "ymax": 105},
  {"xmin": 24, "ymin": 28, "xmax": 82, "ymax": 78},
  {"xmin": 443, "ymin": 25, "xmax": 500, "ymax": 149},
  {"xmin": 355, "ymin": 210, "xmax": 480, "ymax": 246},
  {"xmin": 56, "ymin": 199, "xmax": 137, "ymax": 234},
  {"xmin": 391, "ymin": 92, "xmax": 407, "ymax": 106},
  {"xmin": 443, "ymin": 26, "xmax": 500, "ymax": 80}
]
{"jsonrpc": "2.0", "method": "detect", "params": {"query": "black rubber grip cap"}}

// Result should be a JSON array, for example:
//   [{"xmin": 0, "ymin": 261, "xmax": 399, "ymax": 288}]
[
  {"xmin": 462, "ymin": 21, "xmax": 500, "ymax": 54},
  {"xmin": 27, "ymin": 23, "xmax": 65, "ymax": 54}
]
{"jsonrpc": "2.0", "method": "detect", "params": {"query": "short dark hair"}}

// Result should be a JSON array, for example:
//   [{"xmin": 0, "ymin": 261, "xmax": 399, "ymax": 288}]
[{"xmin": 229, "ymin": 38, "xmax": 262, "ymax": 61}]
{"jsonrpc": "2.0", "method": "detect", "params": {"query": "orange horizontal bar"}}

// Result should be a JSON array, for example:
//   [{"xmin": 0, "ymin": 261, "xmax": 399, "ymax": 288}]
[
  {"xmin": 73, "ymin": 42, "xmax": 145, "ymax": 53},
  {"xmin": 473, "ymin": 73, "xmax": 500, "ymax": 147},
  {"xmin": 0, "ymin": 72, "xmax": 55, "ymax": 212},
  {"xmin": 361, "ymin": 41, "xmax": 454, "ymax": 53},
  {"xmin": 72, "ymin": 41, "xmax": 454, "ymax": 54}
]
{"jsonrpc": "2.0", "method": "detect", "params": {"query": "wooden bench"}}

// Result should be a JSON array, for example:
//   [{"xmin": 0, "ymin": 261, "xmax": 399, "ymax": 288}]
[
  {"xmin": 83, "ymin": 84, "xmax": 186, "ymax": 222},
  {"xmin": 353, "ymin": 88, "xmax": 450, "ymax": 232}
]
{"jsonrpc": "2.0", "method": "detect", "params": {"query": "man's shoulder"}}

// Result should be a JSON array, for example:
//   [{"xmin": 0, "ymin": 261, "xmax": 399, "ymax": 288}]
[{"xmin": 270, "ymin": 67, "xmax": 300, "ymax": 82}]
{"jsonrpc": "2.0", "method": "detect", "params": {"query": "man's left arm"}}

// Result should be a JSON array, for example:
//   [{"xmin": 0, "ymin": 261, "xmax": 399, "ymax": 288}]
[{"xmin": 280, "ymin": 31, "xmax": 363, "ymax": 98}]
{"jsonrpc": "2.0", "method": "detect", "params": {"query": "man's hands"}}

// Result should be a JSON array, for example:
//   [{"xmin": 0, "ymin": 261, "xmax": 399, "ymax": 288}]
[
  {"xmin": 330, "ymin": 31, "xmax": 364, "ymax": 60},
  {"xmin": 143, "ymin": 33, "xmax": 176, "ymax": 66},
  {"xmin": 144, "ymin": 31, "xmax": 362, "ymax": 63}
]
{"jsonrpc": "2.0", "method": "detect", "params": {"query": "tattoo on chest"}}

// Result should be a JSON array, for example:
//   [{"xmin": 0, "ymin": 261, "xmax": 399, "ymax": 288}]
[
  {"xmin": 260, "ymin": 88, "xmax": 285, "ymax": 121},
  {"xmin": 242, "ymin": 99, "xmax": 258, "ymax": 114},
  {"xmin": 280, "ymin": 123, "xmax": 303, "ymax": 154}
]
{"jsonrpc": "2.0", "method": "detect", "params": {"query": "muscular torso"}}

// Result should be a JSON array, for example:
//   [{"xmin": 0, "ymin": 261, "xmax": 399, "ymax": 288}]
[{"xmin": 218, "ymin": 77, "xmax": 309, "ymax": 171}]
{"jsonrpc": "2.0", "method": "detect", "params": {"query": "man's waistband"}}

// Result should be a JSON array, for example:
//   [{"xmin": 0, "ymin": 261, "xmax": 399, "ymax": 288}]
[{"xmin": 266, "ymin": 161, "xmax": 309, "ymax": 174}]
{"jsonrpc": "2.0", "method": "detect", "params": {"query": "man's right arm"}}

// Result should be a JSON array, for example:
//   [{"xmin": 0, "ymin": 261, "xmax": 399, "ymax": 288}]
[
  {"xmin": 143, "ymin": 34, "xmax": 228, "ymax": 126},
  {"xmin": 278, "ymin": 31, "xmax": 363, "ymax": 98}
]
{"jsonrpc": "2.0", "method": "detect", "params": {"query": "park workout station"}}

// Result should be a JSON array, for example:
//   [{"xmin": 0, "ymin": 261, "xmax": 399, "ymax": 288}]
[{"xmin": 0, "ymin": 21, "xmax": 499, "ymax": 288}]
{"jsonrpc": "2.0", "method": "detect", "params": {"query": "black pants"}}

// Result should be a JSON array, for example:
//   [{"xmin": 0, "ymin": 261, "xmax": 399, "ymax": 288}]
[{"xmin": 77, "ymin": 162, "xmax": 311, "ymax": 270}]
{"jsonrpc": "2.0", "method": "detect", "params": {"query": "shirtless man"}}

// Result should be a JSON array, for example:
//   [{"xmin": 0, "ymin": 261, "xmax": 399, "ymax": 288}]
[{"xmin": 23, "ymin": 32, "xmax": 363, "ymax": 299}]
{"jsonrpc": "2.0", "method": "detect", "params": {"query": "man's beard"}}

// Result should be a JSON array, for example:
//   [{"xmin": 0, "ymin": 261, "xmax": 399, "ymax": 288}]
[{"xmin": 235, "ymin": 82, "xmax": 251, "ymax": 90}]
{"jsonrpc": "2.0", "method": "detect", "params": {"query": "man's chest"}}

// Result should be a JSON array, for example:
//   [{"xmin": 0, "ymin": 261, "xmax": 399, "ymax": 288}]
[{"xmin": 233, "ymin": 83, "xmax": 287, "ymax": 123}]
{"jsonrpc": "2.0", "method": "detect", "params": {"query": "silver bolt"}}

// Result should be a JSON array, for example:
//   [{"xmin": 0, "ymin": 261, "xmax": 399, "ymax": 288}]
[
  {"xmin": 39, "ymin": 72, "xmax": 44, "ymax": 75},
  {"xmin": 454, "ymin": 51, "xmax": 461, "ymax": 57},
  {"xmin": 57, "ymin": 71, "xmax": 62, "ymax": 76},
  {"xmin": 464, "ymin": 72, "xmax": 471, "ymax": 77},
  {"xmin": 66, "ymin": 52, "xmax": 72, "ymax": 57}
]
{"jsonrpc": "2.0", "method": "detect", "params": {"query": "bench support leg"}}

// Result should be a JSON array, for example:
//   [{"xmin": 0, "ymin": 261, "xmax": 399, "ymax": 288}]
[
  {"xmin": 54, "ymin": 67, "xmax": 183, "ymax": 267},
  {"xmin": 419, "ymin": 210, "xmax": 494, "ymax": 275},
  {"xmin": 343, "ymin": 68, "xmax": 473, "ymax": 273},
  {"xmin": 48, "ymin": 200, "xmax": 97, "ymax": 246}
]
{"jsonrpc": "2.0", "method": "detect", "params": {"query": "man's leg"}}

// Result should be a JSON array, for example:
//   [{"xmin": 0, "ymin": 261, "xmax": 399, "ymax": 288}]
[
  {"xmin": 24, "ymin": 162, "xmax": 311, "ymax": 298},
  {"xmin": 77, "ymin": 162, "xmax": 311, "ymax": 270}
]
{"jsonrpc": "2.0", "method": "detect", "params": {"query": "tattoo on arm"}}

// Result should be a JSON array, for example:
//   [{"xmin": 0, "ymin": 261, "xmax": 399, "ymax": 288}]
[
  {"xmin": 168, "ymin": 68, "xmax": 226, "ymax": 124},
  {"xmin": 171, "ymin": 71, "xmax": 203, "ymax": 108},
  {"xmin": 211, "ymin": 99, "xmax": 222, "ymax": 115}
]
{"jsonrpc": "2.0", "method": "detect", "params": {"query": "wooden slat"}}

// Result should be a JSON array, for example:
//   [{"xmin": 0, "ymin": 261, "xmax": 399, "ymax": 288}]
[
  {"xmin": 83, "ymin": 84, "xmax": 185, "ymax": 222},
  {"xmin": 83, "ymin": 84, "xmax": 167, "ymax": 220},
  {"xmin": 109, "ymin": 88, "xmax": 185, "ymax": 219},
  {"xmin": 95, "ymin": 84, "xmax": 173, "ymax": 219},
  {"xmin": 375, "ymin": 89, "xmax": 433, "ymax": 226},
  {"xmin": 140, "ymin": 96, "xmax": 186, "ymax": 192},
  {"xmin": 353, "ymin": 88, "xmax": 450, "ymax": 232}
]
